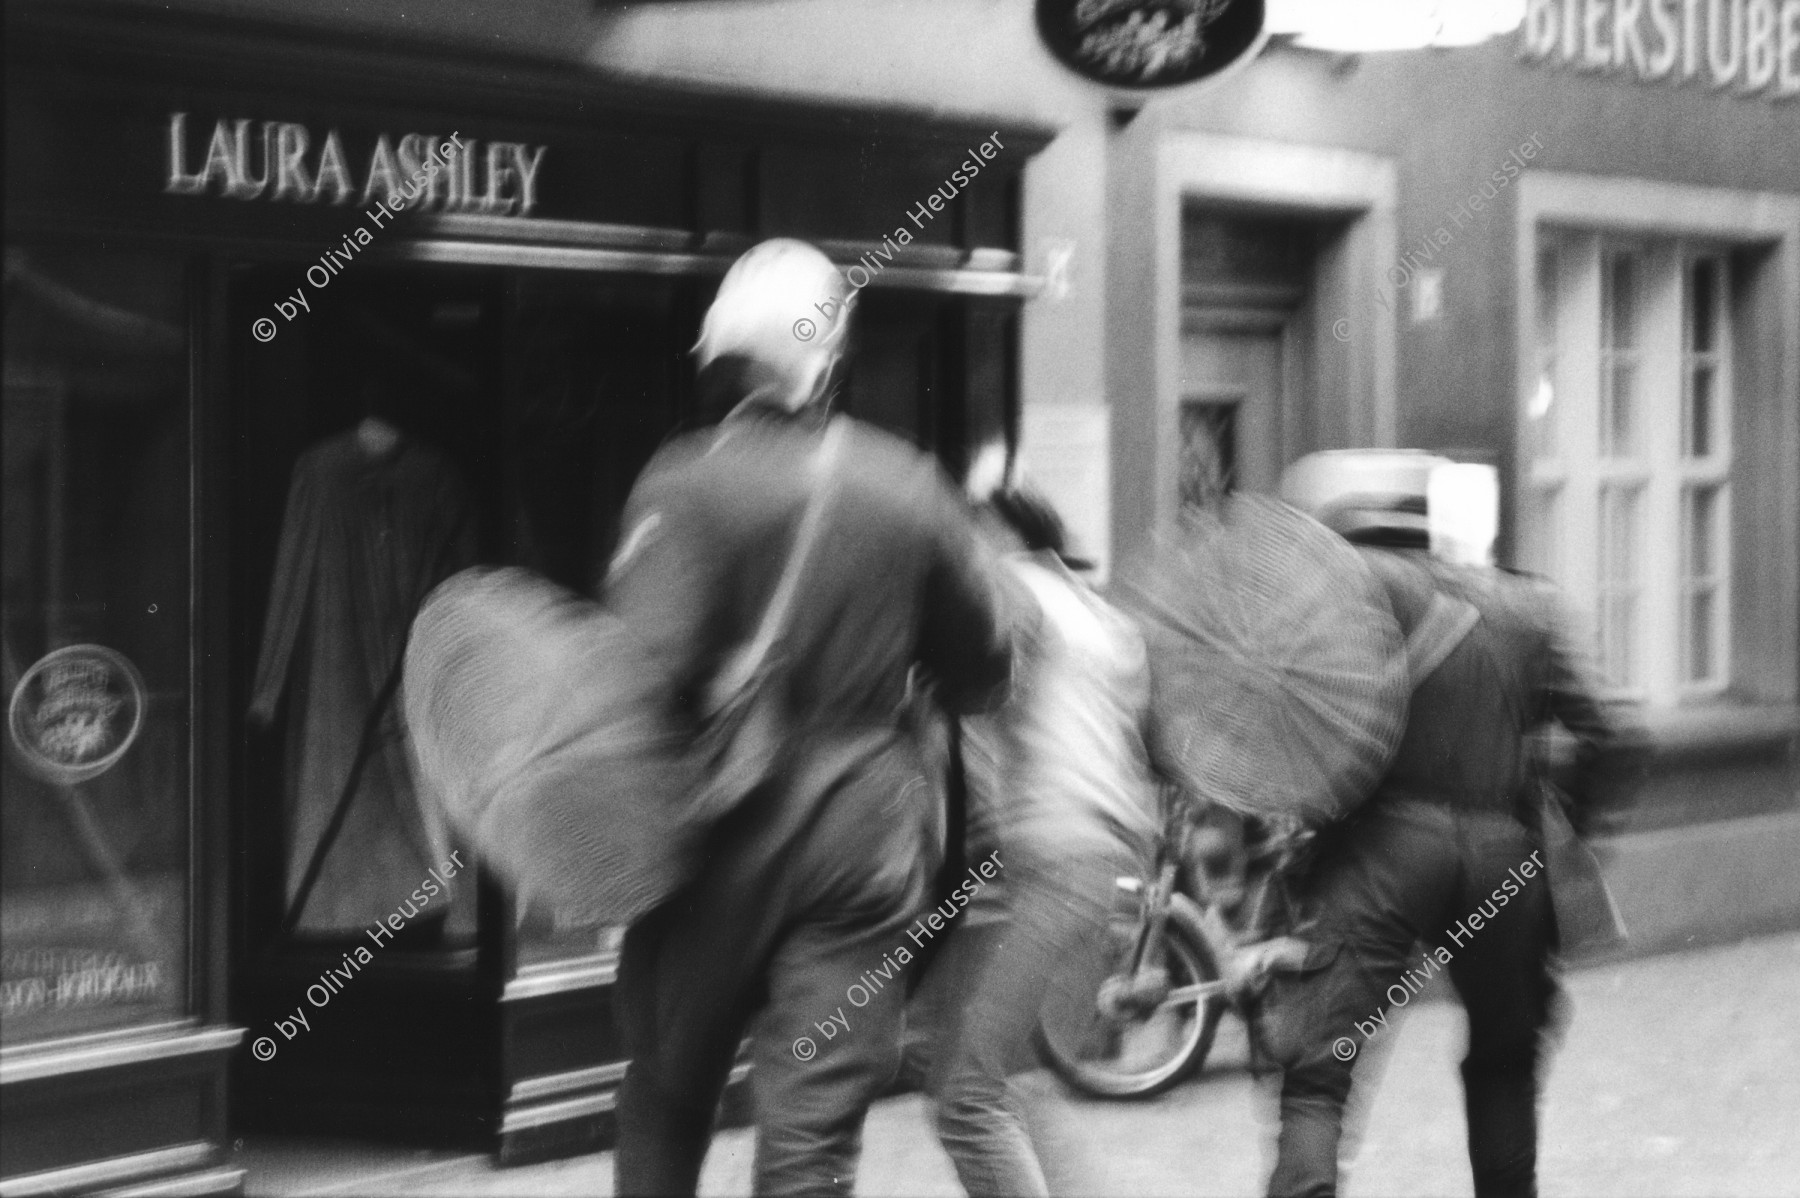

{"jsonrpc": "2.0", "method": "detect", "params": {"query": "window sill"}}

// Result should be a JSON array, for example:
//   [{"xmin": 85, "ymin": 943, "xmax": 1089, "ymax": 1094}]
[{"xmin": 1638, "ymin": 701, "xmax": 1799, "ymax": 765}]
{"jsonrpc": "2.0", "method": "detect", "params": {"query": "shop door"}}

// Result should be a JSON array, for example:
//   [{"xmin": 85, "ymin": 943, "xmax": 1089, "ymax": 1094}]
[
  {"xmin": 1176, "ymin": 209, "xmax": 1324, "ymax": 506},
  {"xmin": 1179, "ymin": 325, "xmax": 1286, "ymax": 498}
]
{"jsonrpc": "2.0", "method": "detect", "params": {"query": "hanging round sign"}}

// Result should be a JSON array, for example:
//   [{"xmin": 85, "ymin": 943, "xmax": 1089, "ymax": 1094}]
[
  {"xmin": 1036, "ymin": 0, "xmax": 1267, "ymax": 91},
  {"xmin": 8, "ymin": 644, "xmax": 146, "ymax": 785}
]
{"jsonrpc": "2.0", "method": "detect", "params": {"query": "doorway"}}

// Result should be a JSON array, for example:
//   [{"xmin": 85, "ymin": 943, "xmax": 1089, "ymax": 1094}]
[{"xmin": 1177, "ymin": 209, "xmax": 1340, "ymax": 505}]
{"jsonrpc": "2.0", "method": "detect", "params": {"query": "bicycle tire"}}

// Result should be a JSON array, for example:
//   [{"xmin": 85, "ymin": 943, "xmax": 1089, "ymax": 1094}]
[{"xmin": 1033, "ymin": 892, "xmax": 1225, "ymax": 1099}]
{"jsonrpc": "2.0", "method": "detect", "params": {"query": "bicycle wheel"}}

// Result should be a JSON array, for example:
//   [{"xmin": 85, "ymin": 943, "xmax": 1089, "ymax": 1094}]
[{"xmin": 1034, "ymin": 893, "xmax": 1224, "ymax": 1099}]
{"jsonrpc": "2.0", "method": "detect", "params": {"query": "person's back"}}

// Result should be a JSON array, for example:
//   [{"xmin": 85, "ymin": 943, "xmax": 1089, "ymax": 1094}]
[
  {"xmin": 991, "ymin": 552, "xmax": 1160, "ymax": 862},
  {"xmin": 1267, "ymin": 450, "xmax": 1624, "ymax": 1198},
  {"xmin": 1360, "ymin": 550, "xmax": 1617, "ymax": 819},
  {"xmin": 922, "ymin": 494, "xmax": 1158, "ymax": 1198},
  {"xmin": 604, "ymin": 239, "xmax": 1013, "ymax": 1198},
  {"xmin": 609, "ymin": 411, "xmax": 1008, "ymax": 740}
]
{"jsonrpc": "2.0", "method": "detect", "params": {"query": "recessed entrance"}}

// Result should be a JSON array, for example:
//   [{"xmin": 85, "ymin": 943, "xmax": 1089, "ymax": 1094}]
[{"xmin": 1178, "ymin": 208, "xmax": 1345, "ymax": 503}]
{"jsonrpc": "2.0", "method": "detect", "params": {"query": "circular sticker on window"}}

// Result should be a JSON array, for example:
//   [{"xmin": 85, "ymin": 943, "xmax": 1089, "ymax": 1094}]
[
  {"xmin": 8, "ymin": 645, "xmax": 146, "ymax": 785},
  {"xmin": 1035, "ymin": 0, "xmax": 1266, "ymax": 91}
]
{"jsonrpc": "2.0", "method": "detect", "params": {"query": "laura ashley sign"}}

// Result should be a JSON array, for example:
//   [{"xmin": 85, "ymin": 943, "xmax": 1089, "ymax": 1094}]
[
  {"xmin": 164, "ymin": 114, "xmax": 547, "ymax": 214},
  {"xmin": 1519, "ymin": 0, "xmax": 1800, "ymax": 99}
]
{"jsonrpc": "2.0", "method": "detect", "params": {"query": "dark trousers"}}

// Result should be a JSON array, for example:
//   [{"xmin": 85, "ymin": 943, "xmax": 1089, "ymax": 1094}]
[
  {"xmin": 1264, "ymin": 798, "xmax": 1558, "ymax": 1198},
  {"xmin": 613, "ymin": 735, "xmax": 935, "ymax": 1198}
]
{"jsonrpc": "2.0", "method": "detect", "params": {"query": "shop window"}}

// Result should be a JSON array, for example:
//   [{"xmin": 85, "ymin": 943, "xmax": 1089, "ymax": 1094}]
[
  {"xmin": 2, "ymin": 248, "xmax": 191, "ymax": 1043},
  {"xmin": 1525, "ymin": 233, "xmax": 1734, "ymax": 703}
]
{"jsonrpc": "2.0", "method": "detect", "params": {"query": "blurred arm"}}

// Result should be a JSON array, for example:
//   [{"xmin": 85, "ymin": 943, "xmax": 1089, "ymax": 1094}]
[
  {"xmin": 917, "ymin": 482, "xmax": 1016, "ymax": 716},
  {"xmin": 1536, "ymin": 591, "xmax": 1645, "ymax": 835},
  {"xmin": 602, "ymin": 459, "xmax": 726, "ymax": 728}
]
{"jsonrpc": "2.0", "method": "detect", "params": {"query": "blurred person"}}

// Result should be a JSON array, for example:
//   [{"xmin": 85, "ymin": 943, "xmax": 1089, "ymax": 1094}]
[
  {"xmin": 1262, "ymin": 452, "xmax": 1635, "ymax": 1198},
  {"xmin": 605, "ymin": 238, "xmax": 1013, "ymax": 1197},
  {"xmin": 921, "ymin": 487, "xmax": 1162, "ymax": 1198}
]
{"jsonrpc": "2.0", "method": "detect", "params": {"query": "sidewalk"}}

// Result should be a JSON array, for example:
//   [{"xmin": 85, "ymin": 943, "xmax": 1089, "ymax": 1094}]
[{"xmin": 241, "ymin": 930, "xmax": 1800, "ymax": 1197}]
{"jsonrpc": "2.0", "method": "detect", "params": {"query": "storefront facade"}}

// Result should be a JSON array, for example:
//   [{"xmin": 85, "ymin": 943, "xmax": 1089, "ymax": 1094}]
[{"xmin": 2, "ymin": 2, "xmax": 1041, "ymax": 1191}]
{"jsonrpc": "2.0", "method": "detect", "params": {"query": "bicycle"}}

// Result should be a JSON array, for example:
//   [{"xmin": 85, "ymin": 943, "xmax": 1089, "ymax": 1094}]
[{"xmin": 1034, "ymin": 792, "xmax": 1314, "ymax": 1099}]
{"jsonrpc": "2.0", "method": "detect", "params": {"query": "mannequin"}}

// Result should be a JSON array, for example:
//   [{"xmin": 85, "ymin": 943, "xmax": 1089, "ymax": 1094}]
[
  {"xmin": 354, "ymin": 413, "xmax": 402, "ymax": 459},
  {"xmin": 250, "ymin": 378, "xmax": 479, "ymax": 934}
]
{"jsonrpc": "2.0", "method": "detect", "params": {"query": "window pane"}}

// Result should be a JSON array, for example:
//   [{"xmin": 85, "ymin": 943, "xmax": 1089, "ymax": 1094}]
[
  {"xmin": 1686, "ymin": 364, "xmax": 1714, "ymax": 459},
  {"xmin": 1602, "ymin": 486, "xmax": 1639, "ymax": 583},
  {"xmin": 1535, "ymin": 248, "xmax": 1559, "ymax": 345},
  {"xmin": 1179, "ymin": 399, "xmax": 1239, "ymax": 508},
  {"xmin": 1605, "ymin": 253, "xmax": 1637, "ymax": 350},
  {"xmin": 1684, "ymin": 486, "xmax": 1717, "ymax": 578},
  {"xmin": 1602, "ymin": 593, "xmax": 1638, "ymax": 689},
  {"xmin": 1601, "ymin": 360, "xmax": 1637, "ymax": 458},
  {"xmin": 1530, "ymin": 368, "xmax": 1557, "ymax": 460},
  {"xmin": 1597, "ymin": 485, "xmax": 1640, "ymax": 688},
  {"xmin": 1521, "ymin": 485, "xmax": 1560, "ymax": 578},
  {"xmin": 1686, "ymin": 589, "xmax": 1715, "ymax": 683},
  {"xmin": 1690, "ymin": 259, "xmax": 1717, "ymax": 353},
  {"xmin": 1531, "ymin": 248, "xmax": 1558, "ymax": 459},
  {"xmin": 2, "ymin": 248, "xmax": 191, "ymax": 1043},
  {"xmin": 1680, "ymin": 486, "xmax": 1724, "ymax": 685}
]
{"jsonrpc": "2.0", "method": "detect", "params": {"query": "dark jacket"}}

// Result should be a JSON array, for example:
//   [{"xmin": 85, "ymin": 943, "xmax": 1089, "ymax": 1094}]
[
  {"xmin": 605, "ymin": 409, "xmax": 1012, "ymax": 746},
  {"xmin": 1360, "ymin": 549, "xmax": 1625, "ymax": 825}
]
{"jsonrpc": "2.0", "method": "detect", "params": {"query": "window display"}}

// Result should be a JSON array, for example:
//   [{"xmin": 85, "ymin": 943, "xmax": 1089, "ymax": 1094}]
[
  {"xmin": 2, "ymin": 248, "xmax": 191, "ymax": 1044},
  {"xmin": 250, "ymin": 411, "xmax": 479, "ymax": 933}
]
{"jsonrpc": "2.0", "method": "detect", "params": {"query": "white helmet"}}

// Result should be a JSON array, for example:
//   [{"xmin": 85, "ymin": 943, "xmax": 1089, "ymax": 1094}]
[
  {"xmin": 1279, "ymin": 449, "xmax": 1450, "ymax": 548},
  {"xmin": 694, "ymin": 238, "xmax": 854, "ymax": 413},
  {"xmin": 1280, "ymin": 450, "xmax": 1498, "ymax": 565}
]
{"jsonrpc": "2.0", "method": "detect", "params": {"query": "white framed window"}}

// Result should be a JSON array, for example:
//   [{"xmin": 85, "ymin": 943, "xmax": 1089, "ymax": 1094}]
[{"xmin": 1523, "ymin": 230, "xmax": 1733, "ymax": 704}]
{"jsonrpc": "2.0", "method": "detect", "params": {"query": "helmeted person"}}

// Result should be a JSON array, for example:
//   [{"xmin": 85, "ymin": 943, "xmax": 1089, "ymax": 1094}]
[
  {"xmin": 605, "ymin": 238, "xmax": 1014, "ymax": 1197},
  {"xmin": 1263, "ymin": 452, "xmax": 1633, "ymax": 1198}
]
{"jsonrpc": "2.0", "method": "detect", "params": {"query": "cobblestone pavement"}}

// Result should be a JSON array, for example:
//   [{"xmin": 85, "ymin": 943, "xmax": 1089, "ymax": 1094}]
[{"xmin": 244, "ymin": 930, "xmax": 1800, "ymax": 1196}]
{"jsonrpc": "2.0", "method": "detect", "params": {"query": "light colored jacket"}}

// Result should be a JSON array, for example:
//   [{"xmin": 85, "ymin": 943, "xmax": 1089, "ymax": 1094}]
[{"xmin": 965, "ymin": 551, "xmax": 1162, "ymax": 877}]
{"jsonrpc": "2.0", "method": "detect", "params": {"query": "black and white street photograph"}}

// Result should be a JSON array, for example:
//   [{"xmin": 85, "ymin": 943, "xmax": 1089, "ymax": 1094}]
[{"xmin": 3, "ymin": 1, "xmax": 1797, "ymax": 1195}]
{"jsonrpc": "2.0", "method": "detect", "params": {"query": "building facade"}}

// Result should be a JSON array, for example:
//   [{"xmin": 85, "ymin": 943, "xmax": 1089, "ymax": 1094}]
[{"xmin": 2, "ymin": 0, "xmax": 1795, "ymax": 1192}]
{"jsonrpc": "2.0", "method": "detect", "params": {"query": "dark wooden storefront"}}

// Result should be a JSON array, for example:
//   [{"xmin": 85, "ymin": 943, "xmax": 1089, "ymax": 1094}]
[{"xmin": 2, "ymin": 3, "xmax": 1046, "ymax": 1191}]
